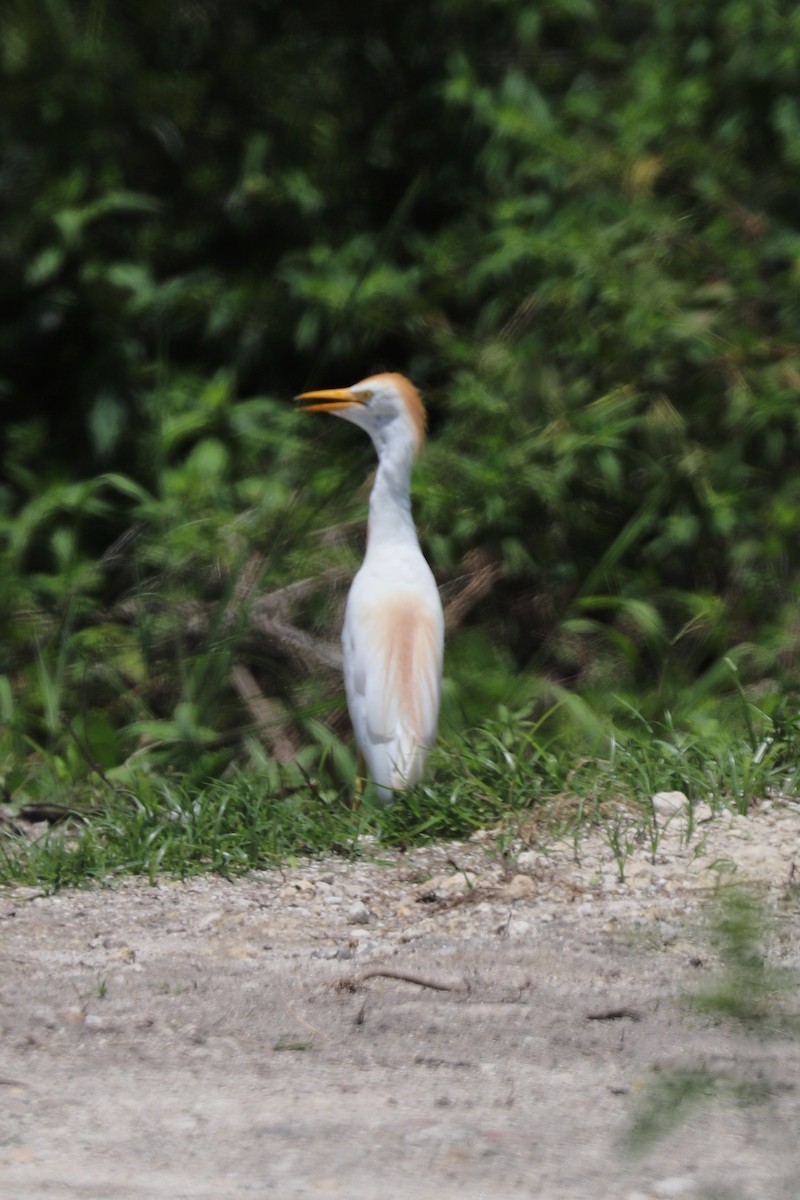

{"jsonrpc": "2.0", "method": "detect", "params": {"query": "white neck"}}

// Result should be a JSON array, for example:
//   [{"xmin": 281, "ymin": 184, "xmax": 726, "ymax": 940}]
[{"xmin": 366, "ymin": 430, "xmax": 419, "ymax": 549}]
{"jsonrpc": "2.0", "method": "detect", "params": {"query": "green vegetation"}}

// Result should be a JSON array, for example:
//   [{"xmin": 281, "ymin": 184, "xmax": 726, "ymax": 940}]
[
  {"xmin": 626, "ymin": 884, "xmax": 800, "ymax": 1154},
  {"xmin": 2, "ymin": 703, "xmax": 797, "ymax": 888},
  {"xmin": 2, "ymin": 1, "xmax": 800, "ymax": 883}
]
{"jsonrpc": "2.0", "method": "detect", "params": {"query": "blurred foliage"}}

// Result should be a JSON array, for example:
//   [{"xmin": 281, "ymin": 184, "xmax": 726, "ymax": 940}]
[
  {"xmin": 626, "ymin": 884, "xmax": 799, "ymax": 1156},
  {"xmin": 2, "ymin": 0, "xmax": 800, "ymax": 798}
]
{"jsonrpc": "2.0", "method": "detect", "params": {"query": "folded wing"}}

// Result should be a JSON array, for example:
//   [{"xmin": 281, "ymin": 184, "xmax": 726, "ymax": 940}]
[{"xmin": 343, "ymin": 582, "xmax": 444, "ymax": 797}]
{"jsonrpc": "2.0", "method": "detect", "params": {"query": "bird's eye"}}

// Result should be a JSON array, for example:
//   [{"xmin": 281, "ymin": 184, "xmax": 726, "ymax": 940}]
[{"xmin": 359, "ymin": 390, "xmax": 374, "ymax": 403}]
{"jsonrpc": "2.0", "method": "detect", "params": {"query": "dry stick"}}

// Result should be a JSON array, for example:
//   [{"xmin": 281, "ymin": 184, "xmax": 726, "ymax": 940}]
[
  {"xmin": 354, "ymin": 1001, "xmax": 368, "ymax": 1026},
  {"xmin": 251, "ymin": 613, "xmax": 343, "ymax": 671},
  {"xmin": 443, "ymin": 551, "xmax": 502, "ymax": 634},
  {"xmin": 585, "ymin": 1007, "xmax": 643, "ymax": 1022},
  {"xmin": 29, "ymin": 552, "xmax": 494, "ymax": 676},
  {"xmin": 337, "ymin": 967, "xmax": 466, "ymax": 993},
  {"xmin": 24, "ymin": 555, "xmax": 499, "ymax": 771},
  {"xmin": 251, "ymin": 567, "xmax": 349, "ymax": 614},
  {"xmin": 229, "ymin": 663, "xmax": 299, "ymax": 763}
]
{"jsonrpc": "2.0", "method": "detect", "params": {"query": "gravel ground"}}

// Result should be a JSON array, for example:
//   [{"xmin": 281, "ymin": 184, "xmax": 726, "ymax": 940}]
[{"xmin": 1, "ymin": 797, "xmax": 799, "ymax": 1199}]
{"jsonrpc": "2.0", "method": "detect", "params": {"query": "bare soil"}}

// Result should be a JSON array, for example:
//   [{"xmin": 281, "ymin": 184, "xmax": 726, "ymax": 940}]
[{"xmin": 2, "ymin": 802, "xmax": 799, "ymax": 1200}]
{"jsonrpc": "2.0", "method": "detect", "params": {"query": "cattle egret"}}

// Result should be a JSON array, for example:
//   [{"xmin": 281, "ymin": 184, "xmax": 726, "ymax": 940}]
[{"xmin": 296, "ymin": 373, "xmax": 444, "ymax": 800}]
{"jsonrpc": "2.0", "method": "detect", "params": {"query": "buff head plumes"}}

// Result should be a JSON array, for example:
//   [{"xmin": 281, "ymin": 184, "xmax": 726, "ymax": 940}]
[{"xmin": 297, "ymin": 372, "xmax": 426, "ymax": 460}]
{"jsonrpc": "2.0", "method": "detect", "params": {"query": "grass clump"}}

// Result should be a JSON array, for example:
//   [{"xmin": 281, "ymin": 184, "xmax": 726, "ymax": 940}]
[
  {"xmin": 0, "ymin": 767, "xmax": 361, "ymax": 889},
  {"xmin": 2, "ymin": 698, "xmax": 797, "ymax": 891}
]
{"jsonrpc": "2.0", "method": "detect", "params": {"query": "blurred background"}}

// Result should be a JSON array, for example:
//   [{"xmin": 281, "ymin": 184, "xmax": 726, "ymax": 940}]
[{"xmin": 3, "ymin": 0, "xmax": 800, "ymax": 812}]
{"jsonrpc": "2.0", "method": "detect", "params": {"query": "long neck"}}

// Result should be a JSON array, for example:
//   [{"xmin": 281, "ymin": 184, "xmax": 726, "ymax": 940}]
[{"xmin": 366, "ymin": 437, "xmax": 419, "ymax": 550}]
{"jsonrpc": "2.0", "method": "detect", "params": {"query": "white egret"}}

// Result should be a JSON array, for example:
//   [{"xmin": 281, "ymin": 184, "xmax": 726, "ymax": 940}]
[{"xmin": 297, "ymin": 373, "xmax": 444, "ymax": 800}]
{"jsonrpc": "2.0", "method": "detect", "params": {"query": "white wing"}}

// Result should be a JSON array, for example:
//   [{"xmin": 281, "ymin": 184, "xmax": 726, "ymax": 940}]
[{"xmin": 343, "ymin": 553, "xmax": 443, "ymax": 799}]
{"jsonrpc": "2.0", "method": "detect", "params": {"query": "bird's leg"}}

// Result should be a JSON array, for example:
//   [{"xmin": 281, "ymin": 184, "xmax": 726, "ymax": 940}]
[{"xmin": 351, "ymin": 751, "xmax": 366, "ymax": 809}]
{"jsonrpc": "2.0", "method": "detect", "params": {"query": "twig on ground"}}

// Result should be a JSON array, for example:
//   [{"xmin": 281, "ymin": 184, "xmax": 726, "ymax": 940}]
[
  {"xmin": 585, "ymin": 1007, "xmax": 643, "ymax": 1022},
  {"xmin": 336, "ymin": 968, "xmax": 467, "ymax": 993}
]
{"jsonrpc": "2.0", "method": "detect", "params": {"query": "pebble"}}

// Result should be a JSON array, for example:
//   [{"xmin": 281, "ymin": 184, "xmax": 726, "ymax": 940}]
[
  {"xmin": 515, "ymin": 850, "xmax": 539, "ymax": 870},
  {"xmin": 652, "ymin": 1177, "xmax": 696, "ymax": 1197},
  {"xmin": 501, "ymin": 874, "xmax": 537, "ymax": 899},
  {"xmin": 423, "ymin": 872, "xmax": 477, "ymax": 898},
  {"xmin": 312, "ymin": 946, "xmax": 349, "ymax": 960},
  {"xmin": 84, "ymin": 1014, "xmax": 112, "ymax": 1032},
  {"xmin": 347, "ymin": 900, "xmax": 371, "ymax": 925},
  {"xmin": 651, "ymin": 791, "xmax": 689, "ymax": 817},
  {"xmin": 508, "ymin": 918, "xmax": 531, "ymax": 937}
]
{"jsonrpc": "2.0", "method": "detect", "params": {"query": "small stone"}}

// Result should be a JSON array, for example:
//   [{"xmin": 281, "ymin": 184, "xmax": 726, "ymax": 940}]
[
  {"xmin": 311, "ymin": 944, "xmax": 353, "ymax": 960},
  {"xmin": 652, "ymin": 1176, "xmax": 695, "ymax": 1197},
  {"xmin": 651, "ymin": 791, "xmax": 689, "ymax": 817},
  {"xmin": 84, "ymin": 1014, "xmax": 111, "ymax": 1031},
  {"xmin": 501, "ymin": 874, "xmax": 536, "ymax": 899},
  {"xmin": 347, "ymin": 900, "xmax": 371, "ymax": 925},
  {"xmin": 422, "ymin": 873, "xmax": 477, "ymax": 898},
  {"xmin": 515, "ymin": 850, "xmax": 539, "ymax": 870},
  {"xmin": 348, "ymin": 926, "xmax": 372, "ymax": 941},
  {"xmin": 509, "ymin": 918, "xmax": 531, "ymax": 937}
]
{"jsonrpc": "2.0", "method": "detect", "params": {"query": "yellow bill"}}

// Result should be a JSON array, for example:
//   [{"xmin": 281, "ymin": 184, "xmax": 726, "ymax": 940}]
[{"xmin": 295, "ymin": 387, "xmax": 364, "ymax": 413}]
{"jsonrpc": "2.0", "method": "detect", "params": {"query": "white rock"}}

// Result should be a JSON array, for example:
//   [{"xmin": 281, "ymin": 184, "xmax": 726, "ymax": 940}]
[
  {"xmin": 652, "ymin": 1176, "xmax": 695, "ymax": 1197},
  {"xmin": 312, "ymin": 946, "xmax": 344, "ymax": 960},
  {"xmin": 515, "ymin": 850, "xmax": 539, "ymax": 869},
  {"xmin": 651, "ymin": 791, "xmax": 689, "ymax": 817},
  {"xmin": 347, "ymin": 900, "xmax": 371, "ymax": 925},
  {"xmin": 421, "ymin": 872, "xmax": 477, "ymax": 898}
]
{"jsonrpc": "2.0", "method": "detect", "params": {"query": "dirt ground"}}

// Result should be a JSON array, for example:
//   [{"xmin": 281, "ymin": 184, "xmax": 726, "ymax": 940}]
[{"xmin": 2, "ymin": 800, "xmax": 799, "ymax": 1200}]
